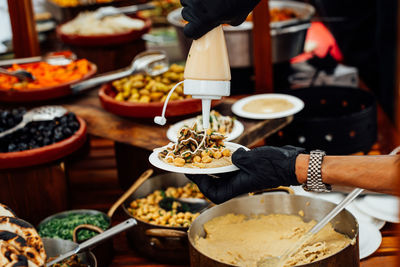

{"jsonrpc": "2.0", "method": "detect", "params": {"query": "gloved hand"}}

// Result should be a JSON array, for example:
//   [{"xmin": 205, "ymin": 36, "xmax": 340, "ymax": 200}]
[
  {"xmin": 186, "ymin": 145, "xmax": 305, "ymax": 204},
  {"xmin": 181, "ymin": 0, "xmax": 260, "ymax": 39}
]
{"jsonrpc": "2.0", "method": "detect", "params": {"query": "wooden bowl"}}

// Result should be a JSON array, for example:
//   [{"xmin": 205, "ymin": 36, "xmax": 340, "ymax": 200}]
[
  {"xmin": 57, "ymin": 15, "xmax": 151, "ymax": 46},
  {"xmin": 0, "ymin": 62, "xmax": 97, "ymax": 103},
  {"xmin": 99, "ymin": 83, "xmax": 220, "ymax": 118},
  {"xmin": 0, "ymin": 116, "xmax": 87, "ymax": 169}
]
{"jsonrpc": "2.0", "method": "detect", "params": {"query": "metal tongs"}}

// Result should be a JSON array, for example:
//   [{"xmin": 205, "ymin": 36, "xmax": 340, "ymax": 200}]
[
  {"xmin": 71, "ymin": 50, "xmax": 169, "ymax": 93},
  {"xmin": 95, "ymin": 3, "xmax": 155, "ymax": 19}
]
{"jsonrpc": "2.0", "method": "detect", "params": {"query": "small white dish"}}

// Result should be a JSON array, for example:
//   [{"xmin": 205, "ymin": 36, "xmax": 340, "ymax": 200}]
[
  {"xmin": 354, "ymin": 195, "xmax": 400, "ymax": 223},
  {"xmin": 167, "ymin": 118, "xmax": 244, "ymax": 143},
  {"xmin": 231, "ymin": 94, "xmax": 304, "ymax": 120},
  {"xmin": 359, "ymin": 222, "xmax": 382, "ymax": 259},
  {"xmin": 149, "ymin": 142, "xmax": 248, "ymax": 174}
]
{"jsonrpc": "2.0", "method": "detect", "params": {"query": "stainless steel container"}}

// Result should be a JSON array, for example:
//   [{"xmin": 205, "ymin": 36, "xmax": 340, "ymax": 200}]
[
  {"xmin": 188, "ymin": 194, "xmax": 359, "ymax": 266},
  {"xmin": 43, "ymin": 237, "xmax": 97, "ymax": 267},
  {"xmin": 167, "ymin": 0, "xmax": 315, "ymax": 67},
  {"xmin": 38, "ymin": 209, "xmax": 113, "ymax": 267}
]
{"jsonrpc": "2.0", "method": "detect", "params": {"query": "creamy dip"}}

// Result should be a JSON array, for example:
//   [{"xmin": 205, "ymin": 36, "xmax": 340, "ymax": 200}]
[
  {"xmin": 195, "ymin": 213, "xmax": 351, "ymax": 267},
  {"xmin": 163, "ymin": 156, "xmax": 232, "ymax": 169},
  {"xmin": 243, "ymin": 98, "xmax": 294, "ymax": 114}
]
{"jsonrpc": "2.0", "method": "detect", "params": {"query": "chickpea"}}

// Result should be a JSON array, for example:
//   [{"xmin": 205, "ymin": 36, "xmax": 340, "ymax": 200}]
[
  {"xmin": 201, "ymin": 150, "xmax": 212, "ymax": 157},
  {"xmin": 132, "ymin": 80, "xmax": 145, "ymax": 89},
  {"xmin": 139, "ymin": 89, "xmax": 150, "ymax": 95},
  {"xmin": 202, "ymin": 156, "xmax": 212, "ymax": 163},
  {"xmin": 173, "ymin": 157, "xmax": 185, "ymax": 167},
  {"xmin": 115, "ymin": 93, "xmax": 124, "ymax": 101},
  {"xmin": 193, "ymin": 155, "xmax": 201, "ymax": 163},
  {"xmin": 222, "ymin": 149, "xmax": 231, "ymax": 157},
  {"xmin": 213, "ymin": 151, "xmax": 222, "ymax": 159},
  {"xmin": 139, "ymin": 95, "xmax": 150, "ymax": 103}
]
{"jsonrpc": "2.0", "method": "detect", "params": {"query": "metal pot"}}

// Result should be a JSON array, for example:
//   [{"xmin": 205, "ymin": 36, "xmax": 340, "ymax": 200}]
[
  {"xmin": 122, "ymin": 173, "xmax": 196, "ymax": 264},
  {"xmin": 167, "ymin": 0, "xmax": 315, "ymax": 67},
  {"xmin": 43, "ymin": 237, "xmax": 97, "ymax": 267},
  {"xmin": 188, "ymin": 194, "xmax": 359, "ymax": 266},
  {"xmin": 38, "ymin": 209, "xmax": 113, "ymax": 267}
]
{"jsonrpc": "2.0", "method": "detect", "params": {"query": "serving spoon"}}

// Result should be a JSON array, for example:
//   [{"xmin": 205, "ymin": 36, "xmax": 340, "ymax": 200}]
[
  {"xmin": 70, "ymin": 50, "xmax": 169, "ymax": 93},
  {"xmin": 0, "ymin": 67, "xmax": 35, "ymax": 82},
  {"xmin": 0, "ymin": 106, "xmax": 67, "ymax": 138},
  {"xmin": 0, "ymin": 51, "xmax": 77, "ymax": 67}
]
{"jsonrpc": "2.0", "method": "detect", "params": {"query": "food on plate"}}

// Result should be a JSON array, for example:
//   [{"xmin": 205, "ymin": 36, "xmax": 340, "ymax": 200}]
[
  {"xmin": 60, "ymin": 11, "xmax": 145, "ymax": 36},
  {"xmin": 159, "ymin": 125, "xmax": 232, "ymax": 168},
  {"xmin": 195, "ymin": 213, "xmax": 352, "ymax": 267},
  {"xmin": 0, "ymin": 109, "xmax": 81, "ymax": 153},
  {"xmin": 50, "ymin": 0, "xmax": 111, "ymax": 7},
  {"xmin": 127, "ymin": 183, "xmax": 204, "ymax": 227},
  {"xmin": 48, "ymin": 254, "xmax": 87, "ymax": 267},
  {"xmin": 242, "ymin": 98, "xmax": 294, "ymax": 114},
  {"xmin": 0, "ymin": 216, "xmax": 47, "ymax": 262},
  {"xmin": 111, "ymin": 63, "xmax": 189, "ymax": 103},
  {"xmin": 0, "ymin": 231, "xmax": 45, "ymax": 266},
  {"xmin": 0, "ymin": 59, "xmax": 92, "ymax": 90},
  {"xmin": 0, "ymin": 203, "xmax": 16, "ymax": 217},
  {"xmin": 38, "ymin": 213, "xmax": 108, "ymax": 242},
  {"xmin": 188, "ymin": 110, "xmax": 235, "ymax": 135}
]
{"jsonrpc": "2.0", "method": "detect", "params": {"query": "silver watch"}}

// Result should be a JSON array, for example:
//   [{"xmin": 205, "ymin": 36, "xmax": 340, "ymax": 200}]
[{"xmin": 302, "ymin": 150, "xmax": 331, "ymax": 192}]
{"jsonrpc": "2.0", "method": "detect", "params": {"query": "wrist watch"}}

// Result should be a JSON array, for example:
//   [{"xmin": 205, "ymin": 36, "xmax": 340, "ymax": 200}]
[{"xmin": 302, "ymin": 150, "xmax": 331, "ymax": 192}]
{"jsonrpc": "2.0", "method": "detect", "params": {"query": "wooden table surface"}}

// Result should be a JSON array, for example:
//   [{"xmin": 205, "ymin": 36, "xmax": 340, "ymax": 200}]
[{"xmin": 65, "ymin": 91, "xmax": 400, "ymax": 267}]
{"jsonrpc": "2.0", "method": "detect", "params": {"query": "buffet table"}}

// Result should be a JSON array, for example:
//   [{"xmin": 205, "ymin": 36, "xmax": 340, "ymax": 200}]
[{"xmin": 65, "ymin": 90, "xmax": 400, "ymax": 267}]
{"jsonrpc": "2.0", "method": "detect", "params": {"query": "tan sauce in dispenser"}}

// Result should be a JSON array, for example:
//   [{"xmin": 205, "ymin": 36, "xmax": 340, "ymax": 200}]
[
  {"xmin": 184, "ymin": 25, "xmax": 231, "ymax": 81},
  {"xmin": 183, "ymin": 25, "xmax": 231, "ymax": 130},
  {"xmin": 154, "ymin": 25, "xmax": 231, "ymax": 129}
]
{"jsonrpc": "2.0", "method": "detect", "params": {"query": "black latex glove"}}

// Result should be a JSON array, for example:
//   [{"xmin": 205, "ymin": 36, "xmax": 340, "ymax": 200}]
[
  {"xmin": 181, "ymin": 0, "xmax": 260, "ymax": 39},
  {"xmin": 186, "ymin": 145, "xmax": 305, "ymax": 204}
]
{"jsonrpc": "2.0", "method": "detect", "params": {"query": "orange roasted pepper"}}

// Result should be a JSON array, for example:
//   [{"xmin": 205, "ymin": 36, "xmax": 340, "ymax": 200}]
[{"xmin": 0, "ymin": 59, "xmax": 91, "ymax": 90}]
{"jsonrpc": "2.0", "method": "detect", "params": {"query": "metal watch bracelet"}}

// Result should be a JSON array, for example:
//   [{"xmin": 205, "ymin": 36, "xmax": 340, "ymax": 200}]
[{"xmin": 302, "ymin": 150, "xmax": 331, "ymax": 192}]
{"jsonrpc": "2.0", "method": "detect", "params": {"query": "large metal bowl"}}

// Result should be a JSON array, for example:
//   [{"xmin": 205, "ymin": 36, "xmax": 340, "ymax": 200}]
[
  {"xmin": 167, "ymin": 0, "xmax": 315, "ymax": 67},
  {"xmin": 188, "ymin": 194, "xmax": 359, "ymax": 266},
  {"xmin": 122, "ymin": 173, "xmax": 199, "ymax": 264}
]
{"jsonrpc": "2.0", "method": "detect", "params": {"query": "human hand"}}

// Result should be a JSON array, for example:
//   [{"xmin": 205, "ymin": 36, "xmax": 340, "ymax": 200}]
[
  {"xmin": 180, "ymin": 0, "xmax": 260, "ymax": 39},
  {"xmin": 186, "ymin": 145, "xmax": 305, "ymax": 204}
]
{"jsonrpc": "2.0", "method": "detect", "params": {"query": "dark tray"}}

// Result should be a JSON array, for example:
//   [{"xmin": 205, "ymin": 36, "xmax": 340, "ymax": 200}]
[{"xmin": 267, "ymin": 86, "xmax": 377, "ymax": 155}]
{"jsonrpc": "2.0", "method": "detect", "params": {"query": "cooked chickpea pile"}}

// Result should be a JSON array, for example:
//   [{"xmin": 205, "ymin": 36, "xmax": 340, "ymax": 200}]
[
  {"xmin": 160, "ymin": 127, "xmax": 231, "ymax": 168},
  {"xmin": 128, "ymin": 183, "xmax": 204, "ymax": 227},
  {"xmin": 112, "ymin": 64, "xmax": 190, "ymax": 103}
]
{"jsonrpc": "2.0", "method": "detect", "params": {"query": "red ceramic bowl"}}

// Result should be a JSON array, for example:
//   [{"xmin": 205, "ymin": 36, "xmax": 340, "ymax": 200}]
[
  {"xmin": 0, "ymin": 62, "xmax": 97, "ymax": 103},
  {"xmin": 0, "ymin": 116, "xmax": 87, "ymax": 169},
  {"xmin": 99, "ymin": 83, "xmax": 220, "ymax": 118},
  {"xmin": 57, "ymin": 15, "xmax": 151, "ymax": 46}
]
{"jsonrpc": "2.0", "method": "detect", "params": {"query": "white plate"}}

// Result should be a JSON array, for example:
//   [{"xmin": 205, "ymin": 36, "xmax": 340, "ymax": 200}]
[
  {"xmin": 166, "ymin": 118, "xmax": 244, "ymax": 142},
  {"xmin": 354, "ymin": 195, "xmax": 400, "ymax": 223},
  {"xmin": 290, "ymin": 186, "xmax": 386, "ymax": 229},
  {"xmin": 359, "ymin": 222, "xmax": 382, "ymax": 259},
  {"xmin": 231, "ymin": 94, "xmax": 304, "ymax": 120},
  {"xmin": 149, "ymin": 142, "xmax": 248, "ymax": 174}
]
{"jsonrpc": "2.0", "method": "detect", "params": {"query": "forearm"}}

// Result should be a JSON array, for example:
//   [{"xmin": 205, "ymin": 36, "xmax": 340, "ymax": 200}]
[{"xmin": 296, "ymin": 154, "xmax": 400, "ymax": 195}]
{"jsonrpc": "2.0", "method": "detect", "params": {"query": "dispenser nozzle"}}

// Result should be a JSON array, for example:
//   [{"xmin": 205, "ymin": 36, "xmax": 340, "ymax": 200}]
[{"xmin": 201, "ymin": 99, "xmax": 211, "ymax": 130}]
